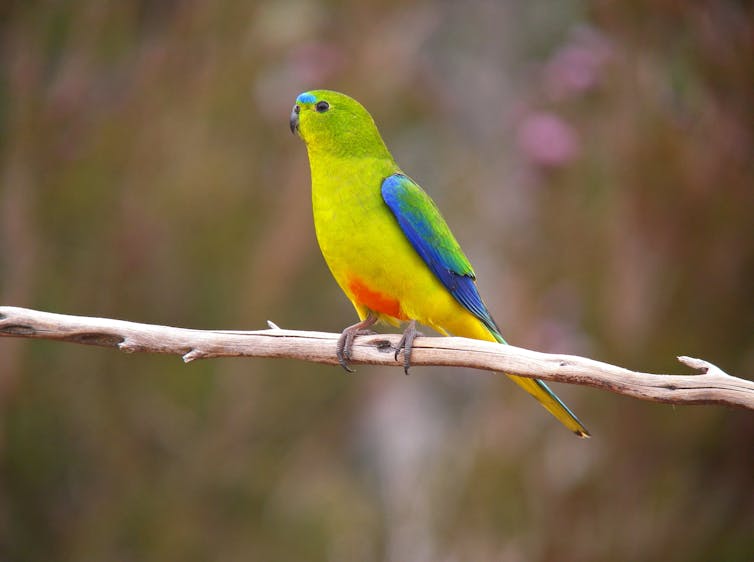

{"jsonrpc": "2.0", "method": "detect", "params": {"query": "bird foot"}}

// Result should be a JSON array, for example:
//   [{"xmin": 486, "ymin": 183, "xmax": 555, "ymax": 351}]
[
  {"xmin": 336, "ymin": 312, "xmax": 378, "ymax": 373},
  {"xmin": 395, "ymin": 320, "xmax": 423, "ymax": 375}
]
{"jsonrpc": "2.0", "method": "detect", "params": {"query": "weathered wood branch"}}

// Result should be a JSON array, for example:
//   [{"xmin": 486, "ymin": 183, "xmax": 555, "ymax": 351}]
[{"xmin": 1, "ymin": 306, "xmax": 752, "ymax": 410}]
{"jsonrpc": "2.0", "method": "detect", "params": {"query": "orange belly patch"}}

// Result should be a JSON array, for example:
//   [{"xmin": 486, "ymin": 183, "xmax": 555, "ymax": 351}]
[{"xmin": 348, "ymin": 278, "xmax": 406, "ymax": 320}]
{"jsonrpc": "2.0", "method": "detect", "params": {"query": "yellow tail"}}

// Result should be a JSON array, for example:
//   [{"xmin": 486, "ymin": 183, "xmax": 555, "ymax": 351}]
[
  {"xmin": 447, "ymin": 314, "xmax": 590, "ymax": 438},
  {"xmin": 505, "ymin": 373, "xmax": 590, "ymax": 438}
]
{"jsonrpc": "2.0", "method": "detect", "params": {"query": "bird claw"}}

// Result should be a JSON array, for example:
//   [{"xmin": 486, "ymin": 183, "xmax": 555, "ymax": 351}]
[
  {"xmin": 395, "ymin": 320, "xmax": 422, "ymax": 375},
  {"xmin": 336, "ymin": 312, "xmax": 378, "ymax": 373}
]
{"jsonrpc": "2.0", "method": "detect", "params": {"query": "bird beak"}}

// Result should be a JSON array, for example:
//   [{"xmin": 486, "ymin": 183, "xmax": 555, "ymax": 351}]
[{"xmin": 289, "ymin": 105, "xmax": 300, "ymax": 134}]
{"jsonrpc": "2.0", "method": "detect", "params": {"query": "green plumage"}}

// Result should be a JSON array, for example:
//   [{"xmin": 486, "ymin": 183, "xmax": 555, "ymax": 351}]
[{"xmin": 292, "ymin": 89, "xmax": 589, "ymax": 437}]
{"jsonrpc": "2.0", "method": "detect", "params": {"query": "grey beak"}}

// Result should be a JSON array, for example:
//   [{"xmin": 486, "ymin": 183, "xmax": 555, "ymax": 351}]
[{"xmin": 290, "ymin": 106, "xmax": 300, "ymax": 134}]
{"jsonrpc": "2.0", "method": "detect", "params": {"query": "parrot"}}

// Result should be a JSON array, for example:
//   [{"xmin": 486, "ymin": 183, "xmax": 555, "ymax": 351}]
[{"xmin": 290, "ymin": 89, "xmax": 589, "ymax": 437}]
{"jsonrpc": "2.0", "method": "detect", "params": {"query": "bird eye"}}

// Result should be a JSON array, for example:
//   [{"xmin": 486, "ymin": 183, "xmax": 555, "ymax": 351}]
[
  {"xmin": 315, "ymin": 101, "xmax": 330, "ymax": 113},
  {"xmin": 294, "ymin": 105, "xmax": 300, "ymax": 114}
]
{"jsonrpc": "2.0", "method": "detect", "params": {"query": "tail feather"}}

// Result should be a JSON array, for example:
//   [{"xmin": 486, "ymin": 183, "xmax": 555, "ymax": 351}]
[
  {"xmin": 434, "ymin": 311, "xmax": 590, "ymax": 437},
  {"xmin": 490, "ymin": 328, "xmax": 590, "ymax": 438},
  {"xmin": 505, "ymin": 374, "xmax": 590, "ymax": 438}
]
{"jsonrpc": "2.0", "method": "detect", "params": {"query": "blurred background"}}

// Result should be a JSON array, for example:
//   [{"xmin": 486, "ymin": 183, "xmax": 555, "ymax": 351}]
[{"xmin": 1, "ymin": 0, "xmax": 753, "ymax": 560}]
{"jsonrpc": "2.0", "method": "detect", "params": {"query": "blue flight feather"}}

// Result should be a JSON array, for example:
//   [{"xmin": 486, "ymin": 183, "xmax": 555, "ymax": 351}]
[
  {"xmin": 381, "ymin": 174, "xmax": 502, "ymax": 338},
  {"xmin": 382, "ymin": 174, "xmax": 589, "ymax": 430}
]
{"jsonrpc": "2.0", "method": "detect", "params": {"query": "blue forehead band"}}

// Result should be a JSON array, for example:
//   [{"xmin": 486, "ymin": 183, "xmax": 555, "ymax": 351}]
[{"xmin": 296, "ymin": 92, "xmax": 316, "ymax": 104}]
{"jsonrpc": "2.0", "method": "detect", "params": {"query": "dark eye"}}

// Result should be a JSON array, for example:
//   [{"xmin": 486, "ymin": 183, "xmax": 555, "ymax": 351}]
[
  {"xmin": 315, "ymin": 101, "xmax": 330, "ymax": 113},
  {"xmin": 294, "ymin": 105, "xmax": 300, "ymax": 114}
]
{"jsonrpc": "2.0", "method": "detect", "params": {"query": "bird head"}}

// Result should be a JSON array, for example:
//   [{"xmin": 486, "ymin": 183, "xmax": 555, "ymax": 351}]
[{"xmin": 290, "ymin": 90, "xmax": 390, "ymax": 159}]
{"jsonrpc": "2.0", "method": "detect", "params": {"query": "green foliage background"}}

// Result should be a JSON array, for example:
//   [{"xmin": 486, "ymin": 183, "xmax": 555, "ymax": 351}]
[{"xmin": 1, "ymin": 1, "xmax": 753, "ymax": 560}]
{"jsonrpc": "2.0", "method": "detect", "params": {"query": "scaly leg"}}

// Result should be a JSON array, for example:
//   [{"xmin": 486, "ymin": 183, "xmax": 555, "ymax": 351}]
[
  {"xmin": 336, "ymin": 311, "xmax": 378, "ymax": 373},
  {"xmin": 395, "ymin": 320, "xmax": 422, "ymax": 375}
]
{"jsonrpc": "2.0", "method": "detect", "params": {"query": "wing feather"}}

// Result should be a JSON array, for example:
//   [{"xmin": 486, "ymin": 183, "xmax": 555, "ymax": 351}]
[{"xmin": 381, "ymin": 174, "xmax": 500, "ymax": 336}]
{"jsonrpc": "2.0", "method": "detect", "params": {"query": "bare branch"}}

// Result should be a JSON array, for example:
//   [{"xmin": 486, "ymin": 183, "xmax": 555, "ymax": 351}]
[{"xmin": 1, "ymin": 305, "xmax": 752, "ymax": 410}]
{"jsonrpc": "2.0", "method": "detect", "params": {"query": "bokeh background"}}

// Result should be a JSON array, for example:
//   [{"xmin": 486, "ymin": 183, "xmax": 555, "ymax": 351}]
[{"xmin": 1, "ymin": 1, "xmax": 753, "ymax": 560}]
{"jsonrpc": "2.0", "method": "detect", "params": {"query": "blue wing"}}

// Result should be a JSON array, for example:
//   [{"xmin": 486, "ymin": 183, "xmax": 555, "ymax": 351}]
[
  {"xmin": 381, "ymin": 173, "xmax": 501, "ymax": 337},
  {"xmin": 383, "ymin": 174, "xmax": 590, "ymax": 436}
]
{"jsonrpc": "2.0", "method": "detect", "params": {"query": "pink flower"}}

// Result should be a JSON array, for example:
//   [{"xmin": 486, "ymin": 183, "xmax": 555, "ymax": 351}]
[
  {"xmin": 543, "ymin": 27, "xmax": 612, "ymax": 101},
  {"xmin": 516, "ymin": 112, "xmax": 581, "ymax": 168}
]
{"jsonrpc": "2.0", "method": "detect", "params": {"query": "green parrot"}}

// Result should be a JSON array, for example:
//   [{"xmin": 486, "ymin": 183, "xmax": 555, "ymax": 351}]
[{"xmin": 291, "ymin": 89, "xmax": 589, "ymax": 437}]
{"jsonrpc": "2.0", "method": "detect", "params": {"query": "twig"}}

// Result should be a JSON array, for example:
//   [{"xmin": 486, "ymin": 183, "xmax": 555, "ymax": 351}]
[{"xmin": 1, "ymin": 306, "xmax": 752, "ymax": 410}]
